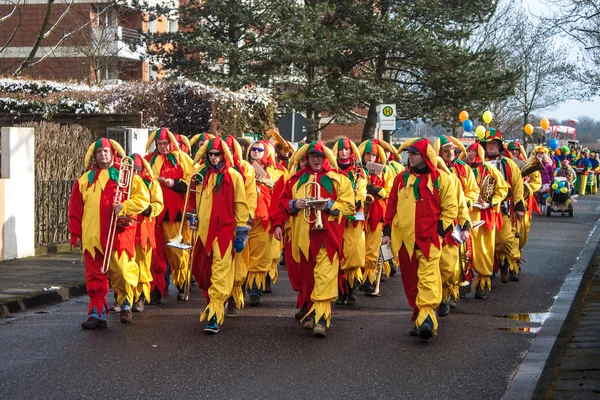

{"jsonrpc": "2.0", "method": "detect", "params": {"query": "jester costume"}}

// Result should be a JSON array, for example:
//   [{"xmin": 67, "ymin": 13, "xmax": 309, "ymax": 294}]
[
  {"xmin": 575, "ymin": 150, "xmax": 592, "ymax": 195},
  {"xmin": 517, "ymin": 144, "xmax": 542, "ymax": 251},
  {"xmin": 69, "ymin": 139, "xmax": 150, "ymax": 327},
  {"xmin": 190, "ymin": 138, "xmax": 250, "ymax": 331},
  {"xmin": 384, "ymin": 138, "xmax": 458, "ymax": 338},
  {"xmin": 131, "ymin": 154, "xmax": 164, "ymax": 309},
  {"xmin": 144, "ymin": 128, "xmax": 194, "ymax": 301},
  {"xmin": 463, "ymin": 143, "xmax": 509, "ymax": 297},
  {"xmin": 246, "ymin": 140, "xmax": 285, "ymax": 304},
  {"xmin": 278, "ymin": 141, "xmax": 355, "ymax": 334},
  {"xmin": 358, "ymin": 139, "xmax": 394, "ymax": 291},
  {"xmin": 332, "ymin": 138, "xmax": 366, "ymax": 305}
]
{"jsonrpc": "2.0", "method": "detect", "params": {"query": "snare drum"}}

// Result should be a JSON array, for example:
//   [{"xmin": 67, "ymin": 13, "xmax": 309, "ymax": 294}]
[{"xmin": 587, "ymin": 171, "xmax": 595, "ymax": 187}]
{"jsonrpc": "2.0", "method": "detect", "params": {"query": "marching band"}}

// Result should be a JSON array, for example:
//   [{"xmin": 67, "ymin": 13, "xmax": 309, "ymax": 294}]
[{"xmin": 68, "ymin": 127, "xmax": 578, "ymax": 340}]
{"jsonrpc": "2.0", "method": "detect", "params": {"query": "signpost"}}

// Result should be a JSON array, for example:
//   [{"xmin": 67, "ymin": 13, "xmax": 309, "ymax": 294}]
[
  {"xmin": 376, "ymin": 104, "xmax": 396, "ymax": 140},
  {"xmin": 277, "ymin": 112, "xmax": 308, "ymax": 142}
]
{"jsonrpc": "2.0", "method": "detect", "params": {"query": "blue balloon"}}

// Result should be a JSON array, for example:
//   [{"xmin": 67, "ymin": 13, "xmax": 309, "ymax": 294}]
[
  {"xmin": 542, "ymin": 193, "xmax": 549, "ymax": 199},
  {"xmin": 559, "ymin": 181, "xmax": 565, "ymax": 187},
  {"xmin": 555, "ymin": 188, "xmax": 561, "ymax": 194},
  {"xmin": 463, "ymin": 119, "xmax": 473, "ymax": 132},
  {"xmin": 549, "ymin": 138, "xmax": 558, "ymax": 151}
]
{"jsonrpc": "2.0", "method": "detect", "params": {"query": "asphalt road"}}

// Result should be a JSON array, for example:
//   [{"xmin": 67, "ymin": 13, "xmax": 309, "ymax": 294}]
[{"xmin": 1, "ymin": 196, "xmax": 599, "ymax": 400}]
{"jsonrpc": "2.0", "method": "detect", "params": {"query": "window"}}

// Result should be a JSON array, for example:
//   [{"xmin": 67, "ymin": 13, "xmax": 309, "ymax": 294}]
[
  {"xmin": 148, "ymin": 19, "xmax": 156, "ymax": 33},
  {"xmin": 167, "ymin": 19, "xmax": 177, "ymax": 33}
]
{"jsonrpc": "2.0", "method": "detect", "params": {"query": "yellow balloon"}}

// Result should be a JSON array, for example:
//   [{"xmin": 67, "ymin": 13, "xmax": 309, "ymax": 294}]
[
  {"xmin": 552, "ymin": 183, "xmax": 558, "ymax": 190},
  {"xmin": 560, "ymin": 187, "xmax": 568, "ymax": 194},
  {"xmin": 475, "ymin": 125, "xmax": 486, "ymax": 139},
  {"xmin": 540, "ymin": 118, "xmax": 550, "ymax": 130},
  {"xmin": 459, "ymin": 110, "xmax": 469, "ymax": 123},
  {"xmin": 482, "ymin": 111, "xmax": 493, "ymax": 124},
  {"xmin": 524, "ymin": 124, "xmax": 534, "ymax": 135}
]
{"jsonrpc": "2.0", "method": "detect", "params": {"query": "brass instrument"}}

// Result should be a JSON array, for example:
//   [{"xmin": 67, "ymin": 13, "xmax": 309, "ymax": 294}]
[
  {"xmin": 303, "ymin": 180, "xmax": 327, "ymax": 230},
  {"xmin": 369, "ymin": 248, "xmax": 384, "ymax": 297},
  {"xmin": 266, "ymin": 129, "xmax": 294, "ymax": 154},
  {"xmin": 458, "ymin": 240, "xmax": 472, "ymax": 284},
  {"xmin": 102, "ymin": 156, "xmax": 134, "ymax": 274},
  {"xmin": 520, "ymin": 156, "xmax": 543, "ymax": 199},
  {"xmin": 167, "ymin": 173, "xmax": 204, "ymax": 301},
  {"xmin": 474, "ymin": 174, "xmax": 496, "ymax": 208}
]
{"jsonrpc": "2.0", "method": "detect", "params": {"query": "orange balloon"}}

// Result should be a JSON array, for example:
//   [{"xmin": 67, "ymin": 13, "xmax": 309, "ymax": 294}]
[
  {"xmin": 459, "ymin": 111, "xmax": 469, "ymax": 123},
  {"xmin": 524, "ymin": 124, "xmax": 534, "ymax": 135},
  {"xmin": 540, "ymin": 118, "xmax": 550, "ymax": 130}
]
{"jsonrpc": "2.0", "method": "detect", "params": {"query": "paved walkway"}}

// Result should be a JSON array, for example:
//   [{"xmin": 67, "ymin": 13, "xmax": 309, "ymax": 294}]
[{"xmin": 0, "ymin": 251, "xmax": 84, "ymax": 315}]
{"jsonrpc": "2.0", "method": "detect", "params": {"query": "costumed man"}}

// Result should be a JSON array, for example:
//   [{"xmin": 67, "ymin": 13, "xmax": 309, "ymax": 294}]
[
  {"xmin": 275, "ymin": 141, "xmax": 354, "ymax": 337},
  {"xmin": 190, "ymin": 138, "xmax": 250, "ymax": 334},
  {"xmin": 590, "ymin": 152, "xmax": 599, "ymax": 195},
  {"xmin": 463, "ymin": 143, "xmax": 509, "ymax": 299},
  {"xmin": 357, "ymin": 139, "xmax": 394, "ymax": 294},
  {"xmin": 221, "ymin": 134, "xmax": 258, "ymax": 316},
  {"xmin": 481, "ymin": 129, "xmax": 525, "ymax": 283},
  {"xmin": 575, "ymin": 149, "xmax": 592, "ymax": 196},
  {"xmin": 69, "ymin": 139, "xmax": 150, "ymax": 328},
  {"xmin": 246, "ymin": 139, "xmax": 285, "ymax": 305},
  {"xmin": 433, "ymin": 135, "xmax": 478, "ymax": 316},
  {"xmin": 175, "ymin": 134, "xmax": 192, "ymax": 157},
  {"xmin": 189, "ymin": 132, "xmax": 215, "ymax": 159},
  {"xmin": 332, "ymin": 137, "xmax": 366, "ymax": 306},
  {"xmin": 131, "ymin": 153, "xmax": 164, "ymax": 312},
  {"xmin": 518, "ymin": 145, "xmax": 543, "ymax": 251},
  {"xmin": 382, "ymin": 138, "xmax": 458, "ymax": 341},
  {"xmin": 144, "ymin": 128, "xmax": 194, "ymax": 303},
  {"xmin": 507, "ymin": 141, "xmax": 526, "ymax": 169}
]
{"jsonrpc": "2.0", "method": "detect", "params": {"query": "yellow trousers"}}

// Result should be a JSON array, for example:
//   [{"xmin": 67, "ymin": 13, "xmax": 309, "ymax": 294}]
[
  {"xmin": 232, "ymin": 246, "xmax": 249, "ymax": 308},
  {"xmin": 471, "ymin": 222, "xmax": 495, "ymax": 291},
  {"xmin": 341, "ymin": 221, "xmax": 365, "ymax": 287},
  {"xmin": 579, "ymin": 175, "xmax": 588, "ymax": 195},
  {"xmin": 495, "ymin": 214, "xmax": 520, "ymax": 274},
  {"xmin": 134, "ymin": 244, "xmax": 153, "ymax": 303},
  {"xmin": 163, "ymin": 221, "xmax": 190, "ymax": 289},
  {"xmin": 519, "ymin": 211, "xmax": 532, "ymax": 251},
  {"xmin": 439, "ymin": 243, "xmax": 460, "ymax": 301},
  {"xmin": 268, "ymin": 234, "xmax": 282, "ymax": 284},
  {"xmin": 110, "ymin": 251, "xmax": 139, "ymax": 308},
  {"xmin": 200, "ymin": 241, "xmax": 235, "ymax": 325},
  {"xmin": 247, "ymin": 221, "xmax": 273, "ymax": 291},
  {"xmin": 302, "ymin": 249, "xmax": 339, "ymax": 328},
  {"xmin": 364, "ymin": 223, "xmax": 382, "ymax": 283}
]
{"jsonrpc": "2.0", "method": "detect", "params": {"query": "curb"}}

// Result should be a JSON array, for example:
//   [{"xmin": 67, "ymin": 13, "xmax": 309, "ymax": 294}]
[
  {"xmin": 0, "ymin": 282, "xmax": 87, "ymax": 317},
  {"xmin": 34, "ymin": 242, "xmax": 72, "ymax": 256}
]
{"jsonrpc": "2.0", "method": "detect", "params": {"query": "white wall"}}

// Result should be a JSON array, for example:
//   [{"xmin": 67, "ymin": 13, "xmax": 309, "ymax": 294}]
[{"xmin": 1, "ymin": 127, "xmax": 35, "ymax": 260}]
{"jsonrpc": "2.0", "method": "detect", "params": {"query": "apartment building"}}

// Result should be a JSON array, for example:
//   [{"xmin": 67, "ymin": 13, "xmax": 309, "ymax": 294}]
[{"xmin": 0, "ymin": 0, "xmax": 176, "ymax": 83}]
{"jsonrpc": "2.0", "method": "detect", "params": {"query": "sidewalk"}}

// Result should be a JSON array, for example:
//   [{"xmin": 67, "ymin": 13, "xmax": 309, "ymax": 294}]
[
  {"xmin": 0, "ymin": 250, "xmax": 85, "ymax": 316},
  {"xmin": 534, "ymin": 248, "xmax": 600, "ymax": 399}
]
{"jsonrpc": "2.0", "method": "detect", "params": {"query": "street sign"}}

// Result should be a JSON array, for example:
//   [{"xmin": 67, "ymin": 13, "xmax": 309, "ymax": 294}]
[
  {"xmin": 277, "ymin": 112, "xmax": 308, "ymax": 142},
  {"xmin": 377, "ymin": 104, "xmax": 396, "ymax": 131}
]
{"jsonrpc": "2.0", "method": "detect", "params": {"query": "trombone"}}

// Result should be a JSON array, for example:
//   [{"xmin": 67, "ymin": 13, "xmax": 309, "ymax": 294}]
[
  {"xmin": 101, "ymin": 156, "xmax": 134, "ymax": 274},
  {"xmin": 167, "ymin": 172, "xmax": 204, "ymax": 301},
  {"xmin": 303, "ymin": 181, "xmax": 328, "ymax": 230}
]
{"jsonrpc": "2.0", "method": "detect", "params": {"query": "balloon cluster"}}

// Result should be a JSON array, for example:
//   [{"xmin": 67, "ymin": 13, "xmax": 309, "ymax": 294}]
[
  {"xmin": 551, "ymin": 180, "xmax": 568, "ymax": 195},
  {"xmin": 459, "ymin": 110, "xmax": 491, "ymax": 139}
]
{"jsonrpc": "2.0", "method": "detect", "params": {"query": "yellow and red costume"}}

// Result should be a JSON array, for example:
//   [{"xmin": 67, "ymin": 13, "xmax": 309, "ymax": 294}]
[
  {"xmin": 332, "ymin": 138, "xmax": 366, "ymax": 298},
  {"xmin": 246, "ymin": 140, "xmax": 286, "ymax": 294},
  {"xmin": 69, "ymin": 139, "xmax": 151, "ymax": 317},
  {"xmin": 463, "ymin": 143, "xmax": 509, "ymax": 293},
  {"xmin": 145, "ymin": 128, "xmax": 194, "ymax": 298},
  {"xmin": 358, "ymin": 139, "xmax": 394, "ymax": 287},
  {"xmin": 131, "ymin": 154, "xmax": 164, "ymax": 304},
  {"xmin": 190, "ymin": 138, "xmax": 250, "ymax": 325},
  {"xmin": 384, "ymin": 138, "xmax": 458, "ymax": 336},
  {"xmin": 189, "ymin": 132, "xmax": 215, "ymax": 159},
  {"xmin": 222, "ymin": 134, "xmax": 258, "ymax": 308},
  {"xmin": 517, "ymin": 144, "xmax": 542, "ymax": 250},
  {"xmin": 278, "ymin": 141, "xmax": 355, "ymax": 328}
]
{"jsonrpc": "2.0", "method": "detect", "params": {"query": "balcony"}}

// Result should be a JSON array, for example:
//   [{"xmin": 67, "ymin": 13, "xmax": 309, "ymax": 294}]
[{"xmin": 92, "ymin": 26, "xmax": 145, "ymax": 61}]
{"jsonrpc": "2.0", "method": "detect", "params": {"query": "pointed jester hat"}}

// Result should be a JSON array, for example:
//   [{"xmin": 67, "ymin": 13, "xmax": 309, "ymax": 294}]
[
  {"xmin": 433, "ymin": 135, "xmax": 467, "ymax": 159},
  {"xmin": 146, "ymin": 127, "xmax": 180, "ymax": 153},
  {"xmin": 508, "ymin": 141, "xmax": 528, "ymax": 160},
  {"xmin": 331, "ymin": 137, "xmax": 361, "ymax": 163},
  {"xmin": 358, "ymin": 139, "xmax": 387, "ymax": 164},
  {"xmin": 174, "ymin": 134, "xmax": 192, "ymax": 155},
  {"xmin": 193, "ymin": 137, "xmax": 235, "ymax": 167},
  {"xmin": 222, "ymin": 134, "xmax": 244, "ymax": 165},
  {"xmin": 247, "ymin": 139, "xmax": 277, "ymax": 166},
  {"xmin": 461, "ymin": 142, "xmax": 486, "ymax": 164},
  {"xmin": 83, "ymin": 138, "xmax": 126, "ymax": 170},
  {"xmin": 295, "ymin": 140, "xmax": 338, "ymax": 170},
  {"xmin": 130, "ymin": 153, "xmax": 154, "ymax": 179},
  {"xmin": 189, "ymin": 132, "xmax": 215, "ymax": 148},
  {"xmin": 371, "ymin": 138, "xmax": 400, "ymax": 161},
  {"xmin": 397, "ymin": 137, "xmax": 439, "ymax": 171}
]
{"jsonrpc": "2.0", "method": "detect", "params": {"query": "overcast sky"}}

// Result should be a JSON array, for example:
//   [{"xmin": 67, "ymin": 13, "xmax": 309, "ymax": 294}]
[{"xmin": 521, "ymin": 0, "xmax": 598, "ymax": 121}]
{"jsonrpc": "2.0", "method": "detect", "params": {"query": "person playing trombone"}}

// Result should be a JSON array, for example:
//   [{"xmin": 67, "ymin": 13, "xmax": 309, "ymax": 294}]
[
  {"xmin": 69, "ymin": 139, "xmax": 150, "ymax": 328},
  {"xmin": 275, "ymin": 141, "xmax": 354, "ymax": 338},
  {"xmin": 190, "ymin": 138, "xmax": 250, "ymax": 334}
]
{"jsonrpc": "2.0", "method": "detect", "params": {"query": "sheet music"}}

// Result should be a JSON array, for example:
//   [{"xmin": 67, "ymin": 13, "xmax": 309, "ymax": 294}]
[
  {"xmin": 252, "ymin": 161, "xmax": 267, "ymax": 180},
  {"xmin": 380, "ymin": 243, "xmax": 394, "ymax": 261},
  {"xmin": 366, "ymin": 162, "xmax": 384, "ymax": 175},
  {"xmin": 451, "ymin": 224, "xmax": 464, "ymax": 244}
]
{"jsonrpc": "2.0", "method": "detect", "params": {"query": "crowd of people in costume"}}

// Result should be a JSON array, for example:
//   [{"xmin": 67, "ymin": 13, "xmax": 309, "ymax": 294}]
[{"xmin": 69, "ymin": 127, "xmax": 570, "ymax": 340}]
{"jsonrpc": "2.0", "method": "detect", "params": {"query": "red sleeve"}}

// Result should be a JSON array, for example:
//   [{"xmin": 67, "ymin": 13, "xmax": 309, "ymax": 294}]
[
  {"xmin": 68, "ymin": 180, "xmax": 83, "ymax": 245},
  {"xmin": 279, "ymin": 177, "xmax": 296, "ymax": 216},
  {"xmin": 269, "ymin": 176, "xmax": 286, "ymax": 231},
  {"xmin": 384, "ymin": 173, "xmax": 401, "ymax": 226}
]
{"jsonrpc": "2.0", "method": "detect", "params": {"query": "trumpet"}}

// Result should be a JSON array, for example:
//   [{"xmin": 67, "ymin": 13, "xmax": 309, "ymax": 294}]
[
  {"xmin": 167, "ymin": 173, "xmax": 204, "ymax": 301},
  {"xmin": 364, "ymin": 194, "xmax": 375, "ymax": 221},
  {"xmin": 101, "ymin": 156, "xmax": 134, "ymax": 274},
  {"xmin": 369, "ymin": 248, "xmax": 384, "ymax": 297},
  {"xmin": 303, "ymin": 181, "xmax": 327, "ymax": 230}
]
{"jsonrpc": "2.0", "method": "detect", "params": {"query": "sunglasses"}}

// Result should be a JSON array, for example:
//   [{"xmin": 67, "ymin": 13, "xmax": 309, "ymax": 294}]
[
  {"xmin": 251, "ymin": 147, "xmax": 265, "ymax": 152},
  {"xmin": 208, "ymin": 152, "xmax": 222, "ymax": 157}
]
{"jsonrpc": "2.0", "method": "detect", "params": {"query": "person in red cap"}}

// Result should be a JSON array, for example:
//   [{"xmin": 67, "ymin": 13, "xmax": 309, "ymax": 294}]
[
  {"xmin": 144, "ymin": 128, "xmax": 194, "ymax": 304},
  {"xmin": 481, "ymin": 129, "xmax": 525, "ymax": 283},
  {"xmin": 383, "ymin": 138, "xmax": 458, "ymax": 341},
  {"xmin": 463, "ymin": 143, "xmax": 509, "ymax": 299},
  {"xmin": 69, "ymin": 139, "xmax": 151, "ymax": 328},
  {"xmin": 275, "ymin": 141, "xmax": 354, "ymax": 337},
  {"xmin": 331, "ymin": 137, "xmax": 366, "ymax": 305},
  {"xmin": 190, "ymin": 138, "xmax": 250, "ymax": 334},
  {"xmin": 245, "ymin": 140, "xmax": 285, "ymax": 306},
  {"xmin": 130, "ymin": 153, "xmax": 164, "ymax": 312}
]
